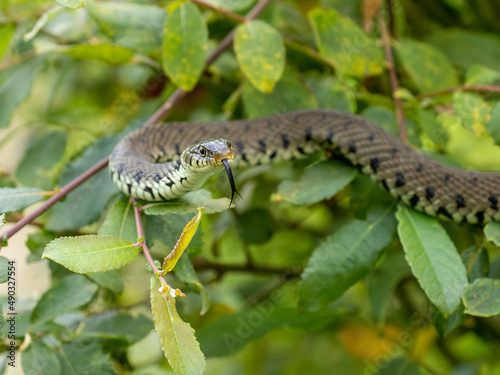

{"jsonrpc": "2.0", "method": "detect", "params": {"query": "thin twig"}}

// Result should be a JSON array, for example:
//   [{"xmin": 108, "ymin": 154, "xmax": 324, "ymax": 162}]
[
  {"xmin": 380, "ymin": 17, "xmax": 406, "ymax": 142},
  {"xmin": 386, "ymin": 0, "xmax": 396, "ymax": 37},
  {"xmin": 131, "ymin": 198, "xmax": 173, "ymax": 298},
  {"xmin": 0, "ymin": 0, "xmax": 273, "ymax": 248},
  {"xmin": 191, "ymin": 0, "xmax": 246, "ymax": 23},
  {"xmin": 131, "ymin": 199, "xmax": 159, "ymax": 273},
  {"xmin": 0, "ymin": 157, "xmax": 109, "ymax": 247},
  {"xmin": 418, "ymin": 84, "xmax": 500, "ymax": 98}
]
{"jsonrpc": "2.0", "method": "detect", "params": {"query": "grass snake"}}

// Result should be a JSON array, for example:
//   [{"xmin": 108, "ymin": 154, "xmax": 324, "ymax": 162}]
[{"xmin": 109, "ymin": 109, "xmax": 500, "ymax": 224}]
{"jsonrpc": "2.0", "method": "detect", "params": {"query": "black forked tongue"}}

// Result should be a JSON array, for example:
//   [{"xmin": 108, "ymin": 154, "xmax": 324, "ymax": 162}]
[{"xmin": 221, "ymin": 158, "xmax": 242, "ymax": 208}]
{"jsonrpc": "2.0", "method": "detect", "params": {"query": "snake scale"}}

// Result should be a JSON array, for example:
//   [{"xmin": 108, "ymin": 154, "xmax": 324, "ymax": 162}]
[{"xmin": 109, "ymin": 109, "xmax": 500, "ymax": 224}]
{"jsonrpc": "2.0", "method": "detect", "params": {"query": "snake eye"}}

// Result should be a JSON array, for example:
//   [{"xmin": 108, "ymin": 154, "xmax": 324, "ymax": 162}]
[{"xmin": 199, "ymin": 147, "xmax": 206, "ymax": 156}]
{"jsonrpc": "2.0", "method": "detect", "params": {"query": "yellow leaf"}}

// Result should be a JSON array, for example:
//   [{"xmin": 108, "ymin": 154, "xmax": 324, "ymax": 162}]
[
  {"xmin": 162, "ymin": 208, "xmax": 203, "ymax": 272},
  {"xmin": 338, "ymin": 324, "xmax": 407, "ymax": 361},
  {"xmin": 411, "ymin": 325, "xmax": 438, "ymax": 360}
]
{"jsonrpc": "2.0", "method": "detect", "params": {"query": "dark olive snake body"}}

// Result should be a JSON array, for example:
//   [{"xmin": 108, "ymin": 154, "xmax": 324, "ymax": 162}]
[{"xmin": 109, "ymin": 109, "xmax": 500, "ymax": 224}]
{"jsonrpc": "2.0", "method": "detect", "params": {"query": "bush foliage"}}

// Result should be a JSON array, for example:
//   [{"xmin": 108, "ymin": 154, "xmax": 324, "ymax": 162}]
[{"xmin": 1, "ymin": 0, "xmax": 500, "ymax": 374}]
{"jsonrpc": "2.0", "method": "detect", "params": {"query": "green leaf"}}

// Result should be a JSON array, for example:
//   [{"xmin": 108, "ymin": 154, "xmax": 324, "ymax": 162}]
[
  {"xmin": 0, "ymin": 187, "xmax": 46, "ymax": 213},
  {"xmin": 235, "ymin": 208, "xmax": 274, "ymax": 245},
  {"xmin": 374, "ymin": 357, "xmax": 422, "ymax": 375},
  {"xmin": 452, "ymin": 91, "xmax": 491, "ymax": 136},
  {"xmin": 465, "ymin": 65, "xmax": 500, "ymax": 85},
  {"xmin": 427, "ymin": 29, "xmax": 500, "ymax": 71},
  {"xmin": 418, "ymin": 109, "xmax": 448, "ymax": 145},
  {"xmin": 305, "ymin": 73, "xmax": 356, "ymax": 113},
  {"xmin": 143, "ymin": 189, "xmax": 231, "ymax": 215},
  {"xmin": 0, "ymin": 57, "xmax": 45, "ymax": 128},
  {"xmin": 56, "ymin": 0, "xmax": 84, "ymax": 9},
  {"xmin": 81, "ymin": 311, "xmax": 152, "ymax": 343},
  {"xmin": 26, "ymin": 232, "xmax": 55, "ymax": 263},
  {"xmin": 271, "ymin": 2, "xmax": 312, "ymax": 42},
  {"xmin": 150, "ymin": 277, "xmax": 206, "ymax": 375},
  {"xmin": 57, "ymin": 341, "xmax": 115, "ymax": 375},
  {"xmin": 0, "ymin": 213, "xmax": 4, "ymax": 231},
  {"xmin": 0, "ymin": 256, "xmax": 8, "ymax": 283},
  {"xmin": 203, "ymin": 0, "xmax": 255, "ymax": 11},
  {"xmin": 0, "ymin": 24, "xmax": 15, "ymax": 59},
  {"xmin": 276, "ymin": 160, "xmax": 356, "ymax": 205},
  {"xmin": 98, "ymin": 199, "xmax": 137, "ymax": 243},
  {"xmin": 299, "ymin": 206, "xmax": 396, "ymax": 310},
  {"xmin": 350, "ymin": 174, "xmax": 393, "ymax": 219},
  {"xmin": 197, "ymin": 306, "xmax": 338, "ymax": 357},
  {"xmin": 434, "ymin": 305, "xmax": 468, "ymax": 337},
  {"xmin": 234, "ymin": 20, "xmax": 285, "ymax": 93},
  {"xmin": 463, "ymin": 278, "xmax": 500, "ymax": 317},
  {"xmin": 242, "ymin": 65, "xmax": 317, "ymax": 118},
  {"xmin": 486, "ymin": 103, "xmax": 500, "ymax": 145},
  {"xmin": 86, "ymin": 270, "xmax": 124, "ymax": 294},
  {"xmin": 366, "ymin": 251, "xmax": 411, "ymax": 323},
  {"xmin": 43, "ymin": 235, "xmax": 140, "ymax": 274},
  {"xmin": 396, "ymin": 205, "xmax": 468, "ymax": 317},
  {"xmin": 87, "ymin": 1, "xmax": 165, "ymax": 55},
  {"xmin": 21, "ymin": 339, "xmax": 60, "ymax": 375},
  {"xmin": 31, "ymin": 274, "xmax": 98, "ymax": 325},
  {"xmin": 175, "ymin": 252, "xmax": 210, "ymax": 315},
  {"xmin": 308, "ymin": 7, "xmax": 384, "ymax": 78},
  {"xmin": 484, "ymin": 221, "xmax": 500, "ymax": 246},
  {"xmin": 461, "ymin": 246, "xmax": 489, "ymax": 282},
  {"xmin": 394, "ymin": 39, "xmax": 458, "ymax": 93},
  {"xmin": 15, "ymin": 131, "xmax": 66, "ymax": 190},
  {"xmin": 62, "ymin": 44, "xmax": 135, "ymax": 65},
  {"xmin": 361, "ymin": 106, "xmax": 397, "ymax": 135},
  {"xmin": 162, "ymin": 2, "xmax": 208, "ymax": 91}
]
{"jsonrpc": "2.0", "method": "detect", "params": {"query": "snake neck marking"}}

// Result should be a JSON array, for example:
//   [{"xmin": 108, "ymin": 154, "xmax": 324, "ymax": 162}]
[{"xmin": 109, "ymin": 109, "xmax": 500, "ymax": 225}]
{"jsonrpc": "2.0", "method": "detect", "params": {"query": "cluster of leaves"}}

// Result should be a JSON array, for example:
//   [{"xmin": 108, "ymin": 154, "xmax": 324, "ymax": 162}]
[{"xmin": 1, "ymin": 0, "xmax": 500, "ymax": 374}]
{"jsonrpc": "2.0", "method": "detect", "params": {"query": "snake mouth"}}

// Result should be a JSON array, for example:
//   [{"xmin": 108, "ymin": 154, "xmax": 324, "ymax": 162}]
[
  {"xmin": 215, "ymin": 150, "xmax": 235, "ymax": 163},
  {"xmin": 221, "ymin": 158, "xmax": 241, "ymax": 207}
]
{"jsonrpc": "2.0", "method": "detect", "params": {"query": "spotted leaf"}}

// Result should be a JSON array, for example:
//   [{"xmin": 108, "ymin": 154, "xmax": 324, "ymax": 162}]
[{"xmin": 162, "ymin": 1, "xmax": 208, "ymax": 91}]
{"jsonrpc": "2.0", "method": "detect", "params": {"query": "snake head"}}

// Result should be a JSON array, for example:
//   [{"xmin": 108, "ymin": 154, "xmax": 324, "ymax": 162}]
[
  {"xmin": 182, "ymin": 138, "xmax": 240, "ymax": 206},
  {"xmin": 183, "ymin": 138, "xmax": 235, "ymax": 170}
]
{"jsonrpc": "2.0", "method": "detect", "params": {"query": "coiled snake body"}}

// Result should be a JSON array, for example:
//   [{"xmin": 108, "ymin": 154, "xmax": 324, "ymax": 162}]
[{"xmin": 109, "ymin": 109, "xmax": 500, "ymax": 224}]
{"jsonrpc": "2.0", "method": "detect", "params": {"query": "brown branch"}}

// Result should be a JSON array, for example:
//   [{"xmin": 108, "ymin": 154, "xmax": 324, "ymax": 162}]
[
  {"xmin": 385, "ymin": 0, "xmax": 396, "ymax": 37},
  {"xmin": 0, "ymin": 0, "xmax": 273, "ymax": 249},
  {"xmin": 380, "ymin": 17, "xmax": 406, "ymax": 142},
  {"xmin": 191, "ymin": 0, "xmax": 246, "ymax": 23},
  {"xmin": 0, "ymin": 157, "xmax": 109, "ymax": 247},
  {"xmin": 131, "ymin": 198, "xmax": 159, "ymax": 274},
  {"xmin": 418, "ymin": 84, "xmax": 500, "ymax": 98},
  {"xmin": 131, "ymin": 198, "xmax": 180, "ymax": 299}
]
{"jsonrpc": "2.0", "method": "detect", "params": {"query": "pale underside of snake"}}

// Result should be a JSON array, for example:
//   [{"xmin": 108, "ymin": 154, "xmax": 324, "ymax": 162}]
[{"xmin": 109, "ymin": 109, "xmax": 500, "ymax": 225}]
